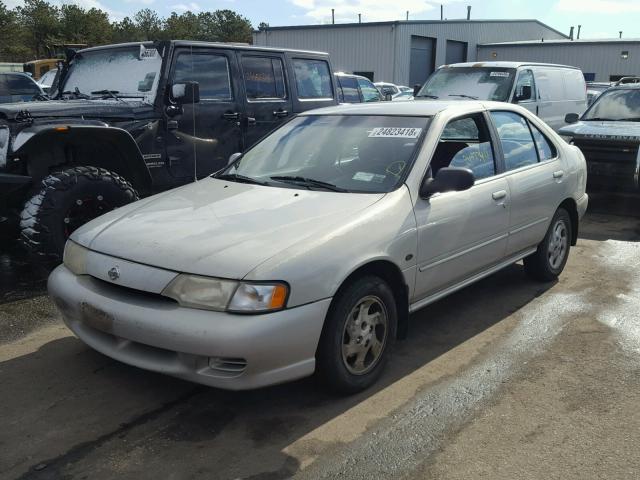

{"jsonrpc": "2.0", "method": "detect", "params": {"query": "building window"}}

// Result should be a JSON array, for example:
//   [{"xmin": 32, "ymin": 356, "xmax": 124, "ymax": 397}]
[
  {"xmin": 353, "ymin": 71, "xmax": 374, "ymax": 81},
  {"xmin": 621, "ymin": 51, "xmax": 629, "ymax": 59}
]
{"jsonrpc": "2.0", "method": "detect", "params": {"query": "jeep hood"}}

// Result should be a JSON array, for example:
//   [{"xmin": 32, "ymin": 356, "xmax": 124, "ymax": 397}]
[
  {"xmin": 0, "ymin": 99, "xmax": 154, "ymax": 121},
  {"xmin": 72, "ymin": 178, "xmax": 385, "ymax": 279},
  {"xmin": 559, "ymin": 120, "xmax": 640, "ymax": 141}
]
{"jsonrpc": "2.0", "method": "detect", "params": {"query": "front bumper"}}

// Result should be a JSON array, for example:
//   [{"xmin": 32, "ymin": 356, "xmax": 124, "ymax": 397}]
[
  {"xmin": 577, "ymin": 193, "xmax": 589, "ymax": 220},
  {"xmin": 48, "ymin": 265, "xmax": 331, "ymax": 390}
]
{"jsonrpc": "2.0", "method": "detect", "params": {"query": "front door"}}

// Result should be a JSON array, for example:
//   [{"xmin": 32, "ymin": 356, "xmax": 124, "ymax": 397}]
[
  {"xmin": 513, "ymin": 68, "xmax": 537, "ymax": 116},
  {"xmin": 165, "ymin": 47, "xmax": 244, "ymax": 181},
  {"xmin": 237, "ymin": 52, "xmax": 293, "ymax": 149},
  {"xmin": 413, "ymin": 113, "xmax": 510, "ymax": 301}
]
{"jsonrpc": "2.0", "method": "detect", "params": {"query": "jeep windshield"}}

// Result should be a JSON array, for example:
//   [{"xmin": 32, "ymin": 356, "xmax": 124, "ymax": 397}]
[
  {"xmin": 60, "ymin": 45, "xmax": 162, "ymax": 103},
  {"xmin": 416, "ymin": 67, "xmax": 516, "ymax": 102},
  {"xmin": 582, "ymin": 88, "xmax": 640, "ymax": 121},
  {"xmin": 218, "ymin": 115, "xmax": 429, "ymax": 193}
]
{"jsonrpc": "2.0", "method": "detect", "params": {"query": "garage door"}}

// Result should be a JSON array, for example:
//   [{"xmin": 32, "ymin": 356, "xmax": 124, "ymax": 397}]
[
  {"xmin": 409, "ymin": 35, "xmax": 436, "ymax": 87},
  {"xmin": 445, "ymin": 40, "xmax": 468, "ymax": 65}
]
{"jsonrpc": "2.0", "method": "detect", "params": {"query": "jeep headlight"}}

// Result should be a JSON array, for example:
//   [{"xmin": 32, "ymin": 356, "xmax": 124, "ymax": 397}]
[
  {"xmin": 162, "ymin": 274, "xmax": 288, "ymax": 313},
  {"xmin": 0, "ymin": 127, "xmax": 9, "ymax": 168},
  {"xmin": 63, "ymin": 240, "xmax": 89, "ymax": 275}
]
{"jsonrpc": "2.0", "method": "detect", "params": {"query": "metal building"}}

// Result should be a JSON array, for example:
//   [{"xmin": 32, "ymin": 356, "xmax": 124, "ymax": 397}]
[
  {"xmin": 253, "ymin": 20, "xmax": 567, "ymax": 86},
  {"xmin": 477, "ymin": 39, "xmax": 640, "ymax": 82}
]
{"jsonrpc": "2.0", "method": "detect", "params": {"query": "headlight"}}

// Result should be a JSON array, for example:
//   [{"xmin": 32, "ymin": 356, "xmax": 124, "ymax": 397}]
[
  {"xmin": 63, "ymin": 240, "xmax": 89, "ymax": 275},
  {"xmin": 0, "ymin": 127, "xmax": 9, "ymax": 168},
  {"xmin": 162, "ymin": 274, "xmax": 288, "ymax": 313}
]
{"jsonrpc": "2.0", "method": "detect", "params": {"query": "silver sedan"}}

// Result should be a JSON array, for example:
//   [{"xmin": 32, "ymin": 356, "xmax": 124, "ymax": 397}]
[{"xmin": 48, "ymin": 101, "xmax": 588, "ymax": 393}]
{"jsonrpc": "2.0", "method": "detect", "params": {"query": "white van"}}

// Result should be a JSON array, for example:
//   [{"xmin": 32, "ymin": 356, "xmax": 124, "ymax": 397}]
[{"xmin": 416, "ymin": 62, "xmax": 587, "ymax": 131}]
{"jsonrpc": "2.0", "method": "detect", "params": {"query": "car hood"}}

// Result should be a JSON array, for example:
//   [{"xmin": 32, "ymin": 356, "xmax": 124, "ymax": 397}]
[
  {"xmin": 559, "ymin": 120, "xmax": 640, "ymax": 141},
  {"xmin": 0, "ymin": 99, "xmax": 153, "ymax": 121},
  {"xmin": 73, "ymin": 178, "xmax": 385, "ymax": 279}
]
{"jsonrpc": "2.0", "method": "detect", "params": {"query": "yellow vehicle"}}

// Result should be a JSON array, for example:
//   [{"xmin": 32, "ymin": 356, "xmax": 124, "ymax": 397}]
[{"xmin": 23, "ymin": 44, "xmax": 88, "ymax": 80}]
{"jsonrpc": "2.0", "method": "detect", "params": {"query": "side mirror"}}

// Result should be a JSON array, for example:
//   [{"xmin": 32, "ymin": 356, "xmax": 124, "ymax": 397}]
[
  {"xmin": 385, "ymin": 93, "xmax": 393, "ymax": 101},
  {"xmin": 413, "ymin": 84, "xmax": 422, "ymax": 97},
  {"xmin": 420, "ymin": 167, "xmax": 475, "ymax": 198},
  {"xmin": 228, "ymin": 152, "xmax": 242, "ymax": 165},
  {"xmin": 565, "ymin": 113, "xmax": 580, "ymax": 124},
  {"xmin": 515, "ymin": 85, "xmax": 532, "ymax": 102},
  {"xmin": 171, "ymin": 81, "xmax": 200, "ymax": 104}
]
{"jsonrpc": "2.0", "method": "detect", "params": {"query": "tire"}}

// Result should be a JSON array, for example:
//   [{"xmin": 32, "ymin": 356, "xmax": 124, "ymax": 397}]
[
  {"xmin": 20, "ymin": 166, "xmax": 138, "ymax": 263},
  {"xmin": 316, "ymin": 275, "xmax": 398, "ymax": 394},
  {"xmin": 523, "ymin": 207, "xmax": 572, "ymax": 282}
]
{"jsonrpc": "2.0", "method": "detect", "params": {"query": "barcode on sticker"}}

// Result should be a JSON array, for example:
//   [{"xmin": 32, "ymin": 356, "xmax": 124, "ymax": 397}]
[
  {"xmin": 489, "ymin": 71, "xmax": 510, "ymax": 77},
  {"xmin": 368, "ymin": 127, "xmax": 422, "ymax": 138}
]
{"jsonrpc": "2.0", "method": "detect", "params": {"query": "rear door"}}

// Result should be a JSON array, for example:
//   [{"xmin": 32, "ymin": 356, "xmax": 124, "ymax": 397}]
[
  {"xmin": 165, "ymin": 47, "xmax": 244, "ymax": 181},
  {"xmin": 237, "ymin": 52, "xmax": 292, "ymax": 149},
  {"xmin": 286, "ymin": 54, "xmax": 337, "ymax": 113}
]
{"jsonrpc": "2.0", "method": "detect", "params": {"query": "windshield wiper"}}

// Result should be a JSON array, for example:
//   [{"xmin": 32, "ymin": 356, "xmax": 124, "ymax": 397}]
[
  {"xmin": 270, "ymin": 175, "xmax": 347, "ymax": 192},
  {"xmin": 215, "ymin": 173, "xmax": 267, "ymax": 185},
  {"xmin": 448, "ymin": 94, "xmax": 479, "ymax": 100},
  {"xmin": 91, "ymin": 89, "xmax": 125, "ymax": 102},
  {"xmin": 416, "ymin": 94, "xmax": 439, "ymax": 99},
  {"xmin": 584, "ymin": 117, "xmax": 616, "ymax": 121}
]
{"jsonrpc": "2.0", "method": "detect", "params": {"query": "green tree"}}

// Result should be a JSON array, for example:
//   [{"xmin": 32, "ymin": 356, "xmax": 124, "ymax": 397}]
[
  {"xmin": 59, "ymin": 5, "xmax": 111, "ymax": 46},
  {"xmin": 112, "ymin": 16, "xmax": 139, "ymax": 43},
  {"xmin": 16, "ymin": 0, "xmax": 60, "ymax": 58},
  {"xmin": 212, "ymin": 9, "xmax": 252, "ymax": 43},
  {"xmin": 163, "ymin": 11, "xmax": 200, "ymax": 40},
  {"xmin": 134, "ymin": 8, "xmax": 162, "ymax": 41}
]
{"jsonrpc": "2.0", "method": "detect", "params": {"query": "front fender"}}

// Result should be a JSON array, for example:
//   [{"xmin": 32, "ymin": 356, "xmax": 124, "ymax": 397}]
[{"xmin": 12, "ymin": 124, "xmax": 152, "ymax": 191}]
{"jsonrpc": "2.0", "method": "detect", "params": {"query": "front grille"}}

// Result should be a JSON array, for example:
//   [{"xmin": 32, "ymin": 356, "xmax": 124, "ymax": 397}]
[
  {"xmin": 574, "ymin": 140, "xmax": 639, "ymax": 164},
  {"xmin": 89, "ymin": 275, "xmax": 177, "ymax": 306}
]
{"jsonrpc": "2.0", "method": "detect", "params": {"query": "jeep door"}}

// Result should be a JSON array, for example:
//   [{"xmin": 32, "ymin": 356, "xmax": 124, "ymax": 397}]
[
  {"xmin": 237, "ymin": 52, "xmax": 293, "ymax": 149},
  {"xmin": 165, "ymin": 47, "xmax": 244, "ymax": 180},
  {"xmin": 413, "ymin": 113, "xmax": 510, "ymax": 301}
]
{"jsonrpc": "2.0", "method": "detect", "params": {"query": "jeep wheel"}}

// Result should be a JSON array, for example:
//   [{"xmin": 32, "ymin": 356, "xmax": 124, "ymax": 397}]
[
  {"xmin": 20, "ymin": 166, "xmax": 138, "ymax": 262},
  {"xmin": 316, "ymin": 275, "xmax": 397, "ymax": 394}
]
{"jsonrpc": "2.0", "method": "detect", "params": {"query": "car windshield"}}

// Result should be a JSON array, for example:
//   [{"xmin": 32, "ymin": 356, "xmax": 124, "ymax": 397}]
[
  {"xmin": 418, "ymin": 67, "xmax": 516, "ymax": 101},
  {"xmin": 61, "ymin": 45, "xmax": 162, "ymax": 102},
  {"xmin": 219, "ymin": 115, "xmax": 430, "ymax": 193},
  {"xmin": 0, "ymin": 74, "xmax": 41, "ymax": 102},
  {"xmin": 582, "ymin": 88, "xmax": 640, "ymax": 121}
]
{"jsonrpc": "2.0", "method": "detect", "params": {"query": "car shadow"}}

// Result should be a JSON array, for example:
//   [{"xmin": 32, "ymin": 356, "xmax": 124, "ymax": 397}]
[
  {"xmin": 2, "ymin": 263, "xmax": 556, "ymax": 480},
  {"xmin": 580, "ymin": 192, "xmax": 640, "ymax": 242}
]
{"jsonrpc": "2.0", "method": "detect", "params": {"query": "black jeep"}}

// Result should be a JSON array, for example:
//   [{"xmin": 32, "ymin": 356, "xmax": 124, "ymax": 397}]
[{"xmin": 0, "ymin": 41, "xmax": 337, "ymax": 260}]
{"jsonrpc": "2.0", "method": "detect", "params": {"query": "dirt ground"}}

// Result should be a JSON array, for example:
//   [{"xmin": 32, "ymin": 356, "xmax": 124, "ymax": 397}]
[{"xmin": 0, "ymin": 192, "xmax": 638, "ymax": 480}]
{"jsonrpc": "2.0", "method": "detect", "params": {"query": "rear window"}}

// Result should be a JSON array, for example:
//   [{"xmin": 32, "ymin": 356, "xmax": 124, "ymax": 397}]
[
  {"xmin": 0, "ymin": 74, "xmax": 39, "ymax": 96},
  {"xmin": 293, "ymin": 59, "xmax": 333, "ymax": 99}
]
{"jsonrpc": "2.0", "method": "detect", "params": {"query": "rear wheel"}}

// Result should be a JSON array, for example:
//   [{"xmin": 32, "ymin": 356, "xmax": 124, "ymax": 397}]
[
  {"xmin": 20, "ymin": 166, "xmax": 138, "ymax": 263},
  {"xmin": 524, "ymin": 207, "xmax": 572, "ymax": 282},
  {"xmin": 316, "ymin": 275, "xmax": 397, "ymax": 394}
]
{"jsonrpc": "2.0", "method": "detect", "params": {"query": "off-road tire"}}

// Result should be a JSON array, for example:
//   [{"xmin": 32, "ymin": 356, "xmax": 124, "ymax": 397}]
[
  {"xmin": 20, "ymin": 166, "xmax": 138, "ymax": 263},
  {"xmin": 316, "ymin": 275, "xmax": 397, "ymax": 394},
  {"xmin": 523, "ymin": 207, "xmax": 572, "ymax": 282}
]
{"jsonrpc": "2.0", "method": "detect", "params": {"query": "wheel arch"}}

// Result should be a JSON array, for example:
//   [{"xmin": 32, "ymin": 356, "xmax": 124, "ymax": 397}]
[
  {"xmin": 558, "ymin": 197, "xmax": 579, "ymax": 246},
  {"xmin": 329, "ymin": 259, "xmax": 410, "ymax": 340},
  {"xmin": 14, "ymin": 125, "xmax": 152, "ymax": 194}
]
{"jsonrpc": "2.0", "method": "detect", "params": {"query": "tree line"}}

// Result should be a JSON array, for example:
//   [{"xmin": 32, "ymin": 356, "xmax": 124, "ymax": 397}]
[{"xmin": 0, "ymin": 0, "xmax": 254, "ymax": 62}]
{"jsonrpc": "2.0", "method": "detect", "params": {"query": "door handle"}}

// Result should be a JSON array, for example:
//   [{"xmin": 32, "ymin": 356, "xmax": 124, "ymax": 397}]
[
  {"xmin": 246, "ymin": 117, "xmax": 256, "ymax": 127},
  {"xmin": 273, "ymin": 110, "xmax": 289, "ymax": 118},
  {"xmin": 553, "ymin": 170, "xmax": 564, "ymax": 179},
  {"xmin": 167, "ymin": 120, "xmax": 178, "ymax": 130},
  {"xmin": 223, "ymin": 112, "xmax": 240, "ymax": 121},
  {"xmin": 492, "ymin": 190, "xmax": 507, "ymax": 200}
]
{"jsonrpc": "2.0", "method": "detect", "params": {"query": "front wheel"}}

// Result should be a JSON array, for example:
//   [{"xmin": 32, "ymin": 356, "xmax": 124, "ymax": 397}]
[
  {"xmin": 523, "ymin": 207, "xmax": 572, "ymax": 282},
  {"xmin": 316, "ymin": 275, "xmax": 397, "ymax": 394},
  {"xmin": 20, "ymin": 166, "xmax": 138, "ymax": 263}
]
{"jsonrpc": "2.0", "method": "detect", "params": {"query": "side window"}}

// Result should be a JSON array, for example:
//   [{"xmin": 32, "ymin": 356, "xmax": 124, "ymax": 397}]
[
  {"xmin": 514, "ymin": 69, "xmax": 536, "ymax": 101},
  {"xmin": 339, "ymin": 76, "xmax": 361, "ymax": 103},
  {"xmin": 293, "ymin": 59, "xmax": 333, "ymax": 99},
  {"xmin": 490, "ymin": 111, "xmax": 538, "ymax": 171},
  {"xmin": 173, "ymin": 52, "xmax": 232, "ymax": 101},
  {"xmin": 431, "ymin": 114, "xmax": 496, "ymax": 181},
  {"xmin": 529, "ymin": 122, "xmax": 557, "ymax": 161},
  {"xmin": 357, "ymin": 78, "xmax": 381, "ymax": 102},
  {"xmin": 7, "ymin": 75, "xmax": 39, "ymax": 95},
  {"xmin": 241, "ymin": 56, "xmax": 286, "ymax": 100}
]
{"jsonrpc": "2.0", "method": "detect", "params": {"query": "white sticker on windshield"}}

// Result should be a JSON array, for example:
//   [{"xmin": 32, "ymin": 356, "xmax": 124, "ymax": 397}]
[
  {"xmin": 140, "ymin": 47, "xmax": 158, "ymax": 60},
  {"xmin": 368, "ymin": 127, "xmax": 422, "ymax": 138},
  {"xmin": 353, "ymin": 172, "xmax": 386, "ymax": 183},
  {"xmin": 489, "ymin": 71, "xmax": 510, "ymax": 77}
]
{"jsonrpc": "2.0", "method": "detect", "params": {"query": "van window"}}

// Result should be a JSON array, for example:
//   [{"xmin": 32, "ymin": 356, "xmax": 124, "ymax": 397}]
[
  {"xmin": 357, "ymin": 77, "xmax": 381, "ymax": 102},
  {"xmin": 173, "ymin": 52, "xmax": 232, "ymax": 100},
  {"xmin": 490, "ymin": 111, "xmax": 538, "ymax": 171},
  {"xmin": 536, "ymin": 68, "xmax": 564, "ymax": 102},
  {"xmin": 337, "ymin": 75, "xmax": 360, "ymax": 103},
  {"xmin": 241, "ymin": 56, "xmax": 286, "ymax": 100},
  {"xmin": 514, "ymin": 69, "xmax": 536, "ymax": 101},
  {"xmin": 563, "ymin": 69, "xmax": 586, "ymax": 101},
  {"xmin": 293, "ymin": 59, "xmax": 333, "ymax": 99}
]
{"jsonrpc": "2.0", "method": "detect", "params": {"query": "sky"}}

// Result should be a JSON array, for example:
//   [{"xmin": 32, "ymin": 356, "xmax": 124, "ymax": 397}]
[{"xmin": 4, "ymin": 0, "xmax": 640, "ymax": 39}]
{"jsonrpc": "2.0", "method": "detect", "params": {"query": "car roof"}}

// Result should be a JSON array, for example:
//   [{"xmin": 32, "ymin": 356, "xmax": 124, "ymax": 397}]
[
  {"xmin": 442, "ymin": 61, "xmax": 579, "ymax": 70},
  {"xmin": 302, "ymin": 100, "xmax": 501, "ymax": 116},
  {"xmin": 79, "ymin": 41, "xmax": 329, "ymax": 56},
  {"xmin": 0, "ymin": 72, "xmax": 36, "ymax": 81},
  {"xmin": 609, "ymin": 83, "xmax": 640, "ymax": 90},
  {"xmin": 335, "ymin": 72, "xmax": 371, "ymax": 81}
]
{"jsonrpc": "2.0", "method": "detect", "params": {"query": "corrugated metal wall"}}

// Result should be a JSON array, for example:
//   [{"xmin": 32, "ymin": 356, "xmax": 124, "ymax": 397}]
[
  {"xmin": 477, "ymin": 42, "xmax": 640, "ymax": 82},
  {"xmin": 253, "ymin": 21, "xmax": 566, "ymax": 85}
]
